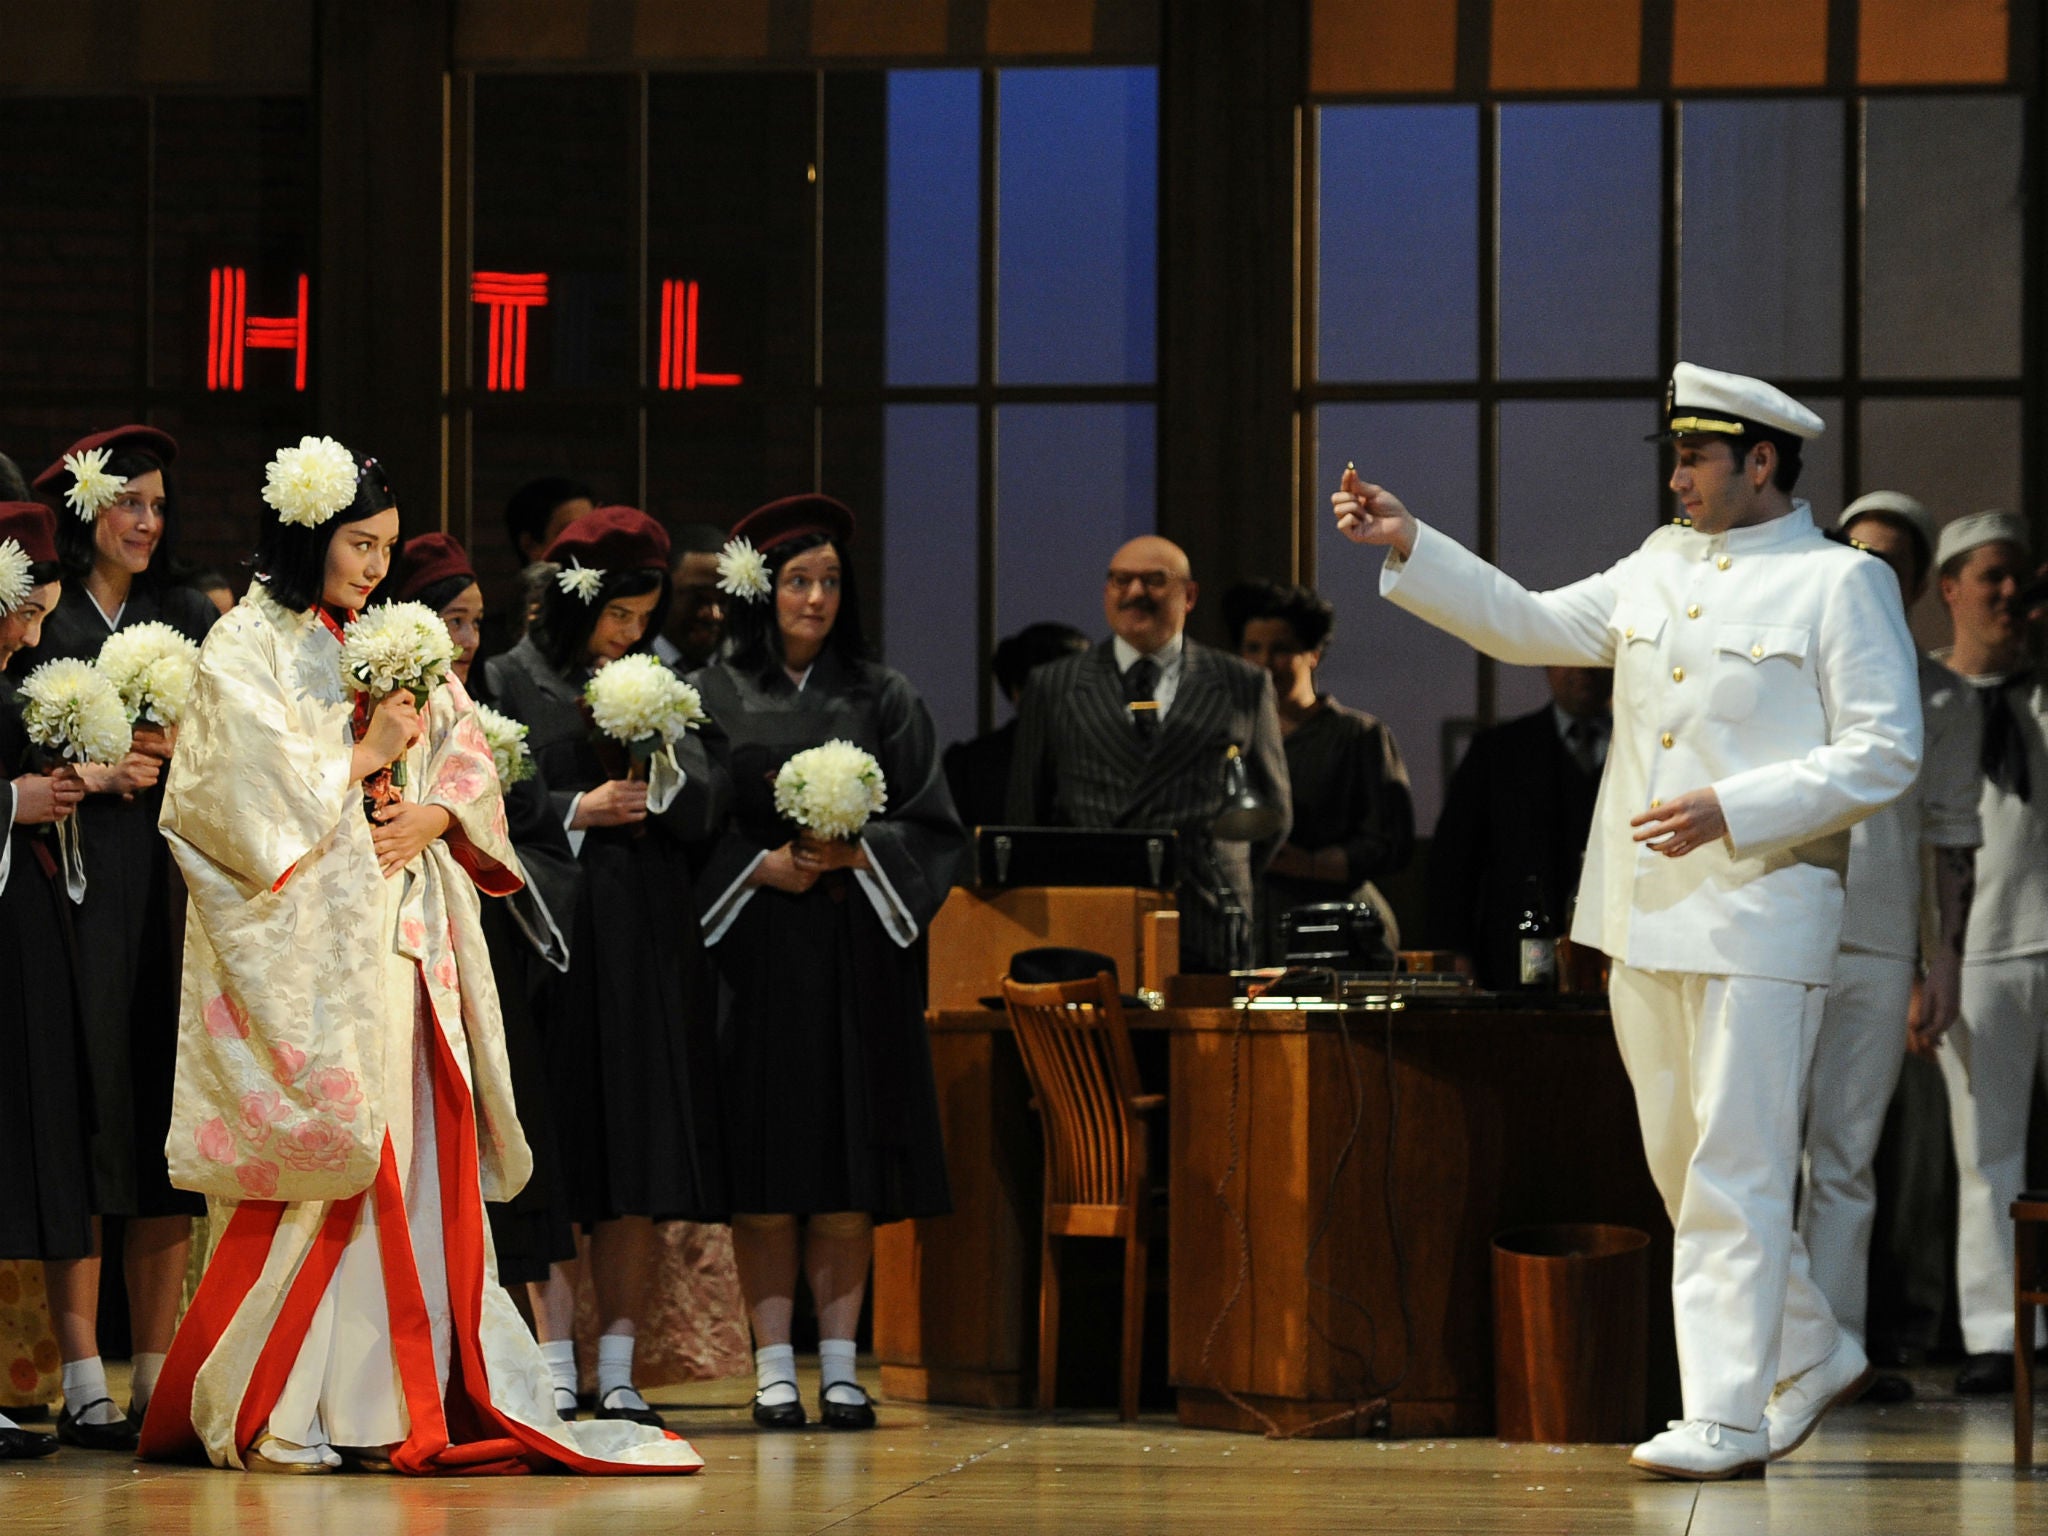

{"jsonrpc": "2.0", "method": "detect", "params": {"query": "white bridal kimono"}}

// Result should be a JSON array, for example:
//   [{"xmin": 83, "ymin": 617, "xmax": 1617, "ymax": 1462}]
[{"xmin": 140, "ymin": 585, "xmax": 701, "ymax": 1474}]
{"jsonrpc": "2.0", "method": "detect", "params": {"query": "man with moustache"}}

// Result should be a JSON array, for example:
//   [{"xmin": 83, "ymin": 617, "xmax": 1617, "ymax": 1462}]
[
  {"xmin": 1332, "ymin": 363, "xmax": 1922, "ymax": 1479},
  {"xmin": 1007, "ymin": 535, "xmax": 1290, "ymax": 973},
  {"xmin": 1931, "ymin": 510, "xmax": 2048, "ymax": 1396}
]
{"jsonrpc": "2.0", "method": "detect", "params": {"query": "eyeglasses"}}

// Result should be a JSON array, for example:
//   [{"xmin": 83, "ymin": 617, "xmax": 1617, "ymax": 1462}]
[{"xmin": 1105, "ymin": 569, "xmax": 1179, "ymax": 593}]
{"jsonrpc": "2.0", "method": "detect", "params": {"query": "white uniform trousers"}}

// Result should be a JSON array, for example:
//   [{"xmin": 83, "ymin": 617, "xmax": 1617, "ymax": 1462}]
[
  {"xmin": 1798, "ymin": 949, "xmax": 1916, "ymax": 1345},
  {"xmin": 1609, "ymin": 964, "xmax": 1839, "ymax": 1428},
  {"xmin": 1937, "ymin": 952, "xmax": 2048, "ymax": 1354}
]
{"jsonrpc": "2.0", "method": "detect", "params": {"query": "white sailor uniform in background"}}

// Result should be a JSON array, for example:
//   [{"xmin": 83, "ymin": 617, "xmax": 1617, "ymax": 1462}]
[{"xmin": 1379, "ymin": 500, "xmax": 1922, "ymax": 1435}]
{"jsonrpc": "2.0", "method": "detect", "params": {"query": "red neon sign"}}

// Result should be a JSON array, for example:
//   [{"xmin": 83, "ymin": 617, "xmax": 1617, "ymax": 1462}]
[
  {"xmin": 658, "ymin": 279, "xmax": 743, "ymax": 390},
  {"xmin": 472, "ymin": 272, "xmax": 548, "ymax": 391},
  {"xmin": 206, "ymin": 268, "xmax": 309, "ymax": 391}
]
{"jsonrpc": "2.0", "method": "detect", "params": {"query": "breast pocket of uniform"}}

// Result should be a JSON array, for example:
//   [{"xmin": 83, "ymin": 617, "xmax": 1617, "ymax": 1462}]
[
  {"xmin": 1606, "ymin": 602, "xmax": 1666, "ymax": 690},
  {"xmin": 1708, "ymin": 622, "xmax": 1810, "ymax": 723}
]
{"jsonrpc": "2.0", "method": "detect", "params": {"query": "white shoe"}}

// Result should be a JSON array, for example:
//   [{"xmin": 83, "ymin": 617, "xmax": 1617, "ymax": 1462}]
[
  {"xmin": 1765, "ymin": 1334, "xmax": 1872, "ymax": 1460},
  {"xmin": 1629, "ymin": 1419, "xmax": 1768, "ymax": 1481}
]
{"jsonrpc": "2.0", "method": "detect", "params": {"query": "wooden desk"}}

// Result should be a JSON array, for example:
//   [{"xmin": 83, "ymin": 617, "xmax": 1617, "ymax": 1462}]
[{"xmin": 872, "ymin": 1001, "xmax": 1676, "ymax": 1435}]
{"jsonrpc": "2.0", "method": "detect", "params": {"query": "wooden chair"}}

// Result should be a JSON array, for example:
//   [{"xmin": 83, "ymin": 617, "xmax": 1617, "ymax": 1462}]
[
  {"xmin": 2016, "ymin": 1191, "xmax": 2048, "ymax": 1466},
  {"xmin": 1000, "ymin": 972, "xmax": 1163, "ymax": 1421}
]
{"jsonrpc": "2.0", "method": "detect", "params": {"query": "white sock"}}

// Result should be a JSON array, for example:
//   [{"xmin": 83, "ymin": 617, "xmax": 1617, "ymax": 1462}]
[
  {"xmin": 596, "ymin": 1334, "xmax": 645, "ymax": 1410},
  {"xmin": 755, "ymin": 1343, "xmax": 798, "ymax": 1408},
  {"xmin": 819, "ymin": 1338, "xmax": 863, "ymax": 1406},
  {"xmin": 540, "ymin": 1339, "xmax": 578, "ymax": 1412},
  {"xmin": 129, "ymin": 1352, "xmax": 166, "ymax": 1415},
  {"xmin": 0, "ymin": 1410, "xmax": 19, "ymax": 1432},
  {"xmin": 62, "ymin": 1358, "xmax": 122, "ymax": 1425}
]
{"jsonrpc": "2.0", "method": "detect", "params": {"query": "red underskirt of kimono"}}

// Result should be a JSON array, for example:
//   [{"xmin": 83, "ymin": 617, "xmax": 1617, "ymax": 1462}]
[{"xmin": 138, "ymin": 987, "xmax": 699, "ymax": 1476}]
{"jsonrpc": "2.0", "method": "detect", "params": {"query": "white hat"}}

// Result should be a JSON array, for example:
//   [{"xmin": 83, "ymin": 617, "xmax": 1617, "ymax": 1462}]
[
  {"xmin": 1839, "ymin": 491, "xmax": 1939, "ymax": 569},
  {"xmin": 1651, "ymin": 361, "xmax": 1826, "ymax": 442},
  {"xmin": 1935, "ymin": 509, "xmax": 2030, "ymax": 571}
]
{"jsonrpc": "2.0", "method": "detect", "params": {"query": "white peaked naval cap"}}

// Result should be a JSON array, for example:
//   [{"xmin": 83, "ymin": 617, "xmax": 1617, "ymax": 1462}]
[
  {"xmin": 1652, "ymin": 361, "xmax": 1826, "ymax": 442},
  {"xmin": 1839, "ymin": 491, "xmax": 1939, "ymax": 567},
  {"xmin": 1935, "ymin": 509, "xmax": 2031, "ymax": 570}
]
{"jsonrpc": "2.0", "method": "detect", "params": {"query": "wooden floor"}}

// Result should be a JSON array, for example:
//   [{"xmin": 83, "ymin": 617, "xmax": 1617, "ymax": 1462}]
[{"xmin": 5, "ymin": 1365, "xmax": 2043, "ymax": 1534}]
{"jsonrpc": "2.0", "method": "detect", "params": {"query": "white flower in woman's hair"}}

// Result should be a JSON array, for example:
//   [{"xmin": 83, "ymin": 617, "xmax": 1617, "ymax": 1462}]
[
  {"xmin": 95, "ymin": 621, "xmax": 200, "ymax": 727},
  {"xmin": 773, "ymin": 739, "xmax": 886, "ymax": 841},
  {"xmin": 337, "ymin": 601, "xmax": 459, "ymax": 701},
  {"xmin": 18, "ymin": 657, "xmax": 133, "ymax": 765},
  {"xmin": 556, "ymin": 559, "xmax": 605, "ymax": 603},
  {"xmin": 584, "ymin": 653, "xmax": 707, "ymax": 754},
  {"xmin": 473, "ymin": 702, "xmax": 535, "ymax": 785},
  {"xmin": 262, "ymin": 435, "xmax": 360, "ymax": 528},
  {"xmin": 61, "ymin": 447, "xmax": 126, "ymax": 523},
  {"xmin": 715, "ymin": 537, "xmax": 771, "ymax": 602},
  {"xmin": 0, "ymin": 538, "xmax": 31, "ymax": 616}
]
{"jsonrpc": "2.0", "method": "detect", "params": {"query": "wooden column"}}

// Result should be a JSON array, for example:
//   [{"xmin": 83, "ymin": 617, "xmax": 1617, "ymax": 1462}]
[
  {"xmin": 314, "ymin": 0, "xmax": 452, "ymax": 524},
  {"xmin": 1156, "ymin": 0, "xmax": 1306, "ymax": 640}
]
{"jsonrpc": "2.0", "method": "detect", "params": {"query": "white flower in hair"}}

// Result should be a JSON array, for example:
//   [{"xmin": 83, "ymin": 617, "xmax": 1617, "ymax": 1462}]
[
  {"xmin": 96, "ymin": 621, "xmax": 200, "ymax": 727},
  {"xmin": 0, "ymin": 538, "xmax": 31, "ymax": 616},
  {"xmin": 773, "ymin": 739, "xmax": 886, "ymax": 841},
  {"xmin": 18, "ymin": 657, "xmax": 133, "ymax": 764},
  {"xmin": 585, "ymin": 653, "xmax": 707, "ymax": 757},
  {"xmin": 337, "ymin": 601, "xmax": 459, "ymax": 702},
  {"xmin": 262, "ymin": 435, "xmax": 360, "ymax": 528},
  {"xmin": 473, "ymin": 702, "xmax": 535, "ymax": 785},
  {"xmin": 556, "ymin": 559, "xmax": 605, "ymax": 603},
  {"xmin": 716, "ymin": 537, "xmax": 771, "ymax": 602},
  {"xmin": 62, "ymin": 447, "xmax": 126, "ymax": 523}
]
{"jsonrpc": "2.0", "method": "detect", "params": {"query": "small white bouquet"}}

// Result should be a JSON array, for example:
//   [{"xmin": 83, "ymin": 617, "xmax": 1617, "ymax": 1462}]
[
  {"xmin": 473, "ymin": 702, "xmax": 535, "ymax": 786},
  {"xmin": 96, "ymin": 620, "xmax": 200, "ymax": 728},
  {"xmin": 773, "ymin": 739, "xmax": 886, "ymax": 841},
  {"xmin": 338, "ymin": 601, "xmax": 459, "ymax": 787},
  {"xmin": 583, "ymin": 654, "xmax": 706, "ymax": 769},
  {"xmin": 18, "ymin": 657, "xmax": 134, "ymax": 765}
]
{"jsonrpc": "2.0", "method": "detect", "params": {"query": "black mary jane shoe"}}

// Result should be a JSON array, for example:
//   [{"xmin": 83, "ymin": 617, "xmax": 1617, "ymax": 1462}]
[
  {"xmin": 594, "ymin": 1388, "xmax": 667, "ymax": 1430},
  {"xmin": 55, "ymin": 1400, "xmax": 139, "ymax": 1452},
  {"xmin": 1955, "ymin": 1352, "xmax": 2015, "ymax": 1396},
  {"xmin": 751, "ymin": 1387, "xmax": 808, "ymax": 1430},
  {"xmin": 819, "ymin": 1384, "xmax": 877, "ymax": 1431},
  {"xmin": 0, "ymin": 1425, "xmax": 59, "ymax": 1460}
]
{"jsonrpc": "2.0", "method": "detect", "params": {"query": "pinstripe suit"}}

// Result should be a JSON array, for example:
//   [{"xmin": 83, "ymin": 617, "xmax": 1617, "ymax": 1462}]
[{"xmin": 1006, "ymin": 639, "xmax": 1290, "ymax": 972}]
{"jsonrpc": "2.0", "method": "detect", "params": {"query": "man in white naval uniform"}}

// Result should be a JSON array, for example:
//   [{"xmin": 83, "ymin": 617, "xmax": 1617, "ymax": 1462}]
[
  {"xmin": 1331, "ymin": 363, "xmax": 1922, "ymax": 1480},
  {"xmin": 1932, "ymin": 510, "xmax": 2048, "ymax": 1396},
  {"xmin": 1796, "ymin": 493, "xmax": 1980, "ymax": 1405}
]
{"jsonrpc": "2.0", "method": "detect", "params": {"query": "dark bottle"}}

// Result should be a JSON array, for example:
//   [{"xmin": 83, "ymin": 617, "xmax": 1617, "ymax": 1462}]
[{"xmin": 1514, "ymin": 876, "xmax": 1558, "ymax": 991}]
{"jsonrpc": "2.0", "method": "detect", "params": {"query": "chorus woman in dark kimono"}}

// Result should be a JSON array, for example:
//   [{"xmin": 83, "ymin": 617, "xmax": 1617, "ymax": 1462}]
[
  {"xmin": 693, "ymin": 495, "xmax": 967, "ymax": 1430},
  {"xmin": 483, "ymin": 507, "xmax": 727, "ymax": 1427},
  {"xmin": 0, "ymin": 502, "xmax": 89, "ymax": 1461},
  {"xmin": 389, "ymin": 533, "xmax": 579, "ymax": 1328},
  {"xmin": 18, "ymin": 428, "xmax": 218, "ymax": 1449}
]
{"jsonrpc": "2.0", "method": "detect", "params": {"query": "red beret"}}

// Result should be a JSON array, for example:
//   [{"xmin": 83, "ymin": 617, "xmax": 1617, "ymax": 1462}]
[
  {"xmin": 730, "ymin": 494, "xmax": 855, "ymax": 555},
  {"xmin": 395, "ymin": 532, "xmax": 478, "ymax": 603},
  {"xmin": 34, "ymin": 424, "xmax": 180, "ymax": 495},
  {"xmin": 544, "ymin": 504, "xmax": 670, "ymax": 574},
  {"xmin": 0, "ymin": 502, "xmax": 59, "ymax": 567}
]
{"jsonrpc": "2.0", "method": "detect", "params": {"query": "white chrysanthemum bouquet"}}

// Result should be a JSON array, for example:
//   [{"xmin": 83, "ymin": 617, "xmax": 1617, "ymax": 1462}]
[
  {"xmin": 338, "ymin": 601, "xmax": 459, "ymax": 787},
  {"xmin": 18, "ymin": 657, "xmax": 133, "ymax": 765},
  {"xmin": 584, "ymin": 654, "xmax": 706, "ymax": 770},
  {"xmin": 96, "ymin": 620, "xmax": 200, "ymax": 728},
  {"xmin": 773, "ymin": 739, "xmax": 886, "ymax": 841},
  {"xmin": 473, "ymin": 702, "xmax": 535, "ymax": 786}
]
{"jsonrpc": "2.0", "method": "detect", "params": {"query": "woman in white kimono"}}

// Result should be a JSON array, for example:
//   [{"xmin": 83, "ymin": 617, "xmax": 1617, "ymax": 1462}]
[{"xmin": 138, "ymin": 443, "xmax": 701, "ymax": 1476}]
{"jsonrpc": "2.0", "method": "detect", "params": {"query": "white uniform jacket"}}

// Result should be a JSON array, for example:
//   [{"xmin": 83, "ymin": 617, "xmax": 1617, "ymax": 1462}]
[{"xmin": 1383, "ymin": 504, "xmax": 1922, "ymax": 984}]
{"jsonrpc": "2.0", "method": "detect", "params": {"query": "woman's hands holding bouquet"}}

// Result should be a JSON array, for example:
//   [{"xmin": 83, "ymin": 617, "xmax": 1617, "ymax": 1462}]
[
  {"xmin": 351, "ymin": 689, "xmax": 422, "ymax": 786},
  {"xmin": 12, "ymin": 764, "xmax": 84, "ymax": 825}
]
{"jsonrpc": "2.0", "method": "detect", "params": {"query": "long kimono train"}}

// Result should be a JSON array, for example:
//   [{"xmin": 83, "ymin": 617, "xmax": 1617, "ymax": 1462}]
[{"xmin": 138, "ymin": 586, "xmax": 699, "ymax": 1473}]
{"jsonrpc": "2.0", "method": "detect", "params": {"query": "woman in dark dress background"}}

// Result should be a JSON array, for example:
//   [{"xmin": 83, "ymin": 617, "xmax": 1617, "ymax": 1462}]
[
  {"xmin": 0, "ymin": 502, "xmax": 89, "ymax": 1461},
  {"xmin": 390, "ymin": 533, "xmax": 579, "ymax": 1338},
  {"xmin": 1224, "ymin": 580, "xmax": 1414, "ymax": 965},
  {"xmin": 484, "ymin": 506, "xmax": 727, "ymax": 1427},
  {"xmin": 694, "ymin": 495, "xmax": 966, "ymax": 1431},
  {"xmin": 20, "ymin": 429, "xmax": 216, "ymax": 1448}
]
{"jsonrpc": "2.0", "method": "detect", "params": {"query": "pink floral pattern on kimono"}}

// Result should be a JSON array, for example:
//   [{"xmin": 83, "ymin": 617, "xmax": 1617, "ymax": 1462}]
[
  {"xmin": 237, "ymin": 1090, "xmax": 290, "ymax": 1146},
  {"xmin": 196, "ymin": 1117, "xmax": 236, "ymax": 1165},
  {"xmin": 275, "ymin": 1119, "xmax": 353, "ymax": 1174},
  {"xmin": 203, "ymin": 993, "xmax": 250, "ymax": 1039},
  {"xmin": 307, "ymin": 1066, "xmax": 364, "ymax": 1122},
  {"xmin": 234, "ymin": 1159, "xmax": 280, "ymax": 1199},
  {"xmin": 269, "ymin": 1043, "xmax": 307, "ymax": 1086}
]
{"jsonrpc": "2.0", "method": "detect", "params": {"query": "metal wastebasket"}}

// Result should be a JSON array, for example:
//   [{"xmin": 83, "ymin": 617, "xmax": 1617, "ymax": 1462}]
[{"xmin": 1492, "ymin": 1223, "xmax": 1649, "ymax": 1442}]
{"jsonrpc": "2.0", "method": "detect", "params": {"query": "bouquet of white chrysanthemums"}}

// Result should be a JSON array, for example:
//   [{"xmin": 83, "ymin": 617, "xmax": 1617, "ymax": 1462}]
[
  {"xmin": 584, "ymin": 654, "xmax": 706, "ymax": 767},
  {"xmin": 18, "ymin": 657, "xmax": 133, "ymax": 765},
  {"xmin": 96, "ymin": 620, "xmax": 200, "ymax": 728},
  {"xmin": 472, "ymin": 702, "xmax": 534, "ymax": 786},
  {"xmin": 773, "ymin": 739, "xmax": 887, "ymax": 841},
  {"xmin": 338, "ymin": 601, "xmax": 459, "ymax": 787}
]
